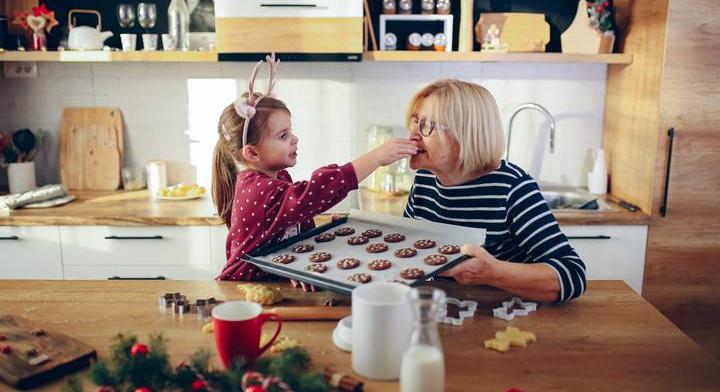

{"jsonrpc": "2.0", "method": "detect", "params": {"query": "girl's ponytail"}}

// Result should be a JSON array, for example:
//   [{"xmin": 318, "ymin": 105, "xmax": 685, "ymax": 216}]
[{"xmin": 212, "ymin": 138, "xmax": 237, "ymax": 228}]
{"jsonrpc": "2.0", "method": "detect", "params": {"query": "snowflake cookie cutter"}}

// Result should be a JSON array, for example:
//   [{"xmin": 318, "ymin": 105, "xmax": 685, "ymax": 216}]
[
  {"xmin": 492, "ymin": 297, "xmax": 538, "ymax": 321},
  {"xmin": 437, "ymin": 297, "xmax": 478, "ymax": 326}
]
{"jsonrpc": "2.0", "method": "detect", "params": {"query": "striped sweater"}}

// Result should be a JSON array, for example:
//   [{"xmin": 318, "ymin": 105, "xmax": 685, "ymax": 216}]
[{"xmin": 404, "ymin": 160, "xmax": 586, "ymax": 302}]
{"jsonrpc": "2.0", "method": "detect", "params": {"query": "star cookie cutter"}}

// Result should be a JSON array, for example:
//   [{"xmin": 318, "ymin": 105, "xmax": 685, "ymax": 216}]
[
  {"xmin": 492, "ymin": 297, "xmax": 537, "ymax": 321},
  {"xmin": 437, "ymin": 297, "xmax": 478, "ymax": 326}
]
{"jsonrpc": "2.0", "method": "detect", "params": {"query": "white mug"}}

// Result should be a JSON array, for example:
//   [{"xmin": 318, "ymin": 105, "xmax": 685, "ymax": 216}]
[
  {"xmin": 7, "ymin": 162, "xmax": 37, "ymax": 194},
  {"xmin": 352, "ymin": 282, "xmax": 413, "ymax": 380},
  {"xmin": 142, "ymin": 33, "xmax": 158, "ymax": 51},
  {"xmin": 120, "ymin": 33, "xmax": 137, "ymax": 52},
  {"xmin": 161, "ymin": 33, "xmax": 177, "ymax": 51}
]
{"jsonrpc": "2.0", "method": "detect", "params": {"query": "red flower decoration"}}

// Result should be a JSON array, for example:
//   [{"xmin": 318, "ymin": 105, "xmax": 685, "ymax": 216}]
[
  {"xmin": 130, "ymin": 343, "xmax": 149, "ymax": 357},
  {"xmin": 32, "ymin": 4, "xmax": 49, "ymax": 17},
  {"xmin": 191, "ymin": 379, "xmax": 207, "ymax": 391}
]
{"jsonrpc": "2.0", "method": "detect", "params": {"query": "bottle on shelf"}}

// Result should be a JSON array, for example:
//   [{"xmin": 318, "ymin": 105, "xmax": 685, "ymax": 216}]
[{"xmin": 168, "ymin": 0, "xmax": 190, "ymax": 51}]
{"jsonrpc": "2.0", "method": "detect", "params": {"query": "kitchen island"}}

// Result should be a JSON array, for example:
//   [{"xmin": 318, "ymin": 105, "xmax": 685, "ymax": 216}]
[{"xmin": 0, "ymin": 280, "xmax": 718, "ymax": 391}]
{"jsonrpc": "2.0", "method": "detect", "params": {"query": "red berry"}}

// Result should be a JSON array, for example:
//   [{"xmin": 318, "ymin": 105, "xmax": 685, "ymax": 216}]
[
  {"xmin": 134, "ymin": 388, "xmax": 152, "ymax": 392},
  {"xmin": 130, "ymin": 343, "xmax": 149, "ymax": 357},
  {"xmin": 192, "ymin": 379, "xmax": 207, "ymax": 391},
  {"xmin": 245, "ymin": 386, "xmax": 265, "ymax": 392}
]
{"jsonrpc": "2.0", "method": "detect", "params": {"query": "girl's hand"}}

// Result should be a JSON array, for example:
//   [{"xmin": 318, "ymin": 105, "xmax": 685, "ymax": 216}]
[
  {"xmin": 372, "ymin": 139, "xmax": 419, "ymax": 166},
  {"xmin": 439, "ymin": 244, "xmax": 498, "ymax": 285}
]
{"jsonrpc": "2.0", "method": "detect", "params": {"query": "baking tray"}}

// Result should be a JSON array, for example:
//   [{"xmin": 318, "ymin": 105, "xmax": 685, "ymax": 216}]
[{"xmin": 243, "ymin": 209, "xmax": 486, "ymax": 295}]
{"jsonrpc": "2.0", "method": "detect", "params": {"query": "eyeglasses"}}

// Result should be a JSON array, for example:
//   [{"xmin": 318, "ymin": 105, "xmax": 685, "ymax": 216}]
[{"xmin": 409, "ymin": 113, "xmax": 448, "ymax": 137}]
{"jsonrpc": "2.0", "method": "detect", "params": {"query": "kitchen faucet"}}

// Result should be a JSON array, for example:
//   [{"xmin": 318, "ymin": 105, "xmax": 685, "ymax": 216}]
[{"xmin": 506, "ymin": 103, "xmax": 556, "ymax": 160}]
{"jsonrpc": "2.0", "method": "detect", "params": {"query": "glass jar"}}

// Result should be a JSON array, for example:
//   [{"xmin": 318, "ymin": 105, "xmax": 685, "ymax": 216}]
[
  {"xmin": 400, "ymin": 287, "xmax": 446, "ymax": 392},
  {"xmin": 122, "ymin": 167, "xmax": 147, "ymax": 191},
  {"xmin": 366, "ymin": 125, "xmax": 393, "ymax": 192}
]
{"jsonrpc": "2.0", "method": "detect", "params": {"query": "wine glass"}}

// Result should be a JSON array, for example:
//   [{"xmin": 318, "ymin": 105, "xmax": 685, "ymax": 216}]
[
  {"xmin": 137, "ymin": 3, "xmax": 157, "ymax": 31},
  {"xmin": 117, "ymin": 3, "xmax": 136, "ymax": 29}
]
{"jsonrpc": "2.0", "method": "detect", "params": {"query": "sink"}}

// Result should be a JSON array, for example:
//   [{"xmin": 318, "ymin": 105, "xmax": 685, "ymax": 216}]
[{"xmin": 540, "ymin": 187, "xmax": 614, "ymax": 211}]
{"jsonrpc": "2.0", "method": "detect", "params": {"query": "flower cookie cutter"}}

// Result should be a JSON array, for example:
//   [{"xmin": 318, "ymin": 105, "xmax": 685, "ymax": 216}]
[
  {"xmin": 492, "ymin": 297, "xmax": 537, "ymax": 321},
  {"xmin": 437, "ymin": 297, "xmax": 478, "ymax": 326}
]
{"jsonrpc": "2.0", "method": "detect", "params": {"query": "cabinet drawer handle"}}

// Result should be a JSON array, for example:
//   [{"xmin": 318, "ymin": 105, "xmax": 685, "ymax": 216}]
[
  {"xmin": 108, "ymin": 276, "xmax": 167, "ymax": 280},
  {"xmin": 0, "ymin": 236, "xmax": 20, "ymax": 240},
  {"xmin": 659, "ymin": 127, "xmax": 675, "ymax": 217},
  {"xmin": 567, "ymin": 235, "xmax": 611, "ymax": 240},
  {"xmin": 104, "ymin": 235, "xmax": 164, "ymax": 240}
]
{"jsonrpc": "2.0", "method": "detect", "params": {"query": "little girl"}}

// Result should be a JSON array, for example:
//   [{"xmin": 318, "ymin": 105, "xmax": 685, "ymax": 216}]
[{"xmin": 213, "ymin": 54, "xmax": 418, "ymax": 281}]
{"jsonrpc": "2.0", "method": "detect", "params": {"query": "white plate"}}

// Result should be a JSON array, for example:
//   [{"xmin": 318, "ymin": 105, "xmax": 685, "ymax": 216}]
[{"xmin": 155, "ymin": 194, "xmax": 205, "ymax": 201}]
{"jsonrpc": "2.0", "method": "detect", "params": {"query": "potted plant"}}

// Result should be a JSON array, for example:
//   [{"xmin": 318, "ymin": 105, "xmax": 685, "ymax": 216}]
[{"xmin": 0, "ymin": 128, "xmax": 44, "ymax": 194}]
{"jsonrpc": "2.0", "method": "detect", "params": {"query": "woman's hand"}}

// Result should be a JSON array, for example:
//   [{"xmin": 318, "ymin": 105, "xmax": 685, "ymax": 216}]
[
  {"xmin": 439, "ymin": 244, "xmax": 498, "ymax": 285},
  {"xmin": 290, "ymin": 279, "xmax": 320, "ymax": 292}
]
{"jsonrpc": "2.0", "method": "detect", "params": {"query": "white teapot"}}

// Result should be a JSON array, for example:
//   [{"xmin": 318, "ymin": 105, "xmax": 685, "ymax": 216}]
[{"xmin": 67, "ymin": 9, "xmax": 113, "ymax": 50}]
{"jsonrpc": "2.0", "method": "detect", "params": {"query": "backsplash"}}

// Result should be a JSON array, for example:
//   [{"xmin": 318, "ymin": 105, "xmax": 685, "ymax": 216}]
[{"xmin": 0, "ymin": 61, "xmax": 606, "ymax": 196}]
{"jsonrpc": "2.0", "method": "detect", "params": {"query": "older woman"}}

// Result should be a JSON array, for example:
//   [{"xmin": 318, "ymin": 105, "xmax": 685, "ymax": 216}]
[{"xmin": 404, "ymin": 79, "xmax": 586, "ymax": 303}]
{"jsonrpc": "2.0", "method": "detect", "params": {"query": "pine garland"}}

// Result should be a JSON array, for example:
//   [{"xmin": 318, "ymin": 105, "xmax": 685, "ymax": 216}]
[
  {"xmin": 63, "ymin": 333, "xmax": 330, "ymax": 392},
  {"xmin": 587, "ymin": 0, "xmax": 615, "ymax": 33}
]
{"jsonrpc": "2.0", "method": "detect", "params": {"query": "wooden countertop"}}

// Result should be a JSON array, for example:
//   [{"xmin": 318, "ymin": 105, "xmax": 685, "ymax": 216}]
[
  {"xmin": 1, "ymin": 280, "xmax": 717, "ymax": 391},
  {"xmin": 0, "ymin": 190, "xmax": 648, "ymax": 226},
  {"xmin": 0, "ymin": 190, "xmax": 224, "ymax": 226}
]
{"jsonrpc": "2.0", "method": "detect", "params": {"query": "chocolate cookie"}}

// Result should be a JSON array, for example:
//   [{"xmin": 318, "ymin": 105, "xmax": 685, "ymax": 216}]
[
  {"xmin": 347, "ymin": 273, "xmax": 372, "ymax": 284},
  {"xmin": 309, "ymin": 252, "xmax": 332, "ymax": 263},
  {"xmin": 413, "ymin": 239, "xmax": 437, "ymax": 249},
  {"xmin": 292, "ymin": 243, "xmax": 315, "ymax": 253},
  {"xmin": 314, "ymin": 233, "xmax": 335, "ymax": 243},
  {"xmin": 394, "ymin": 248, "xmax": 417, "ymax": 258},
  {"xmin": 337, "ymin": 258, "xmax": 361, "ymax": 270},
  {"xmin": 347, "ymin": 236, "xmax": 369, "ymax": 245},
  {"xmin": 272, "ymin": 254, "xmax": 296, "ymax": 264},
  {"xmin": 384, "ymin": 233, "xmax": 406, "ymax": 243},
  {"xmin": 423, "ymin": 254, "xmax": 448, "ymax": 266},
  {"xmin": 438, "ymin": 245, "xmax": 461, "ymax": 255},
  {"xmin": 305, "ymin": 264, "xmax": 327, "ymax": 273},
  {"xmin": 362, "ymin": 229, "xmax": 383, "ymax": 238},
  {"xmin": 400, "ymin": 268, "xmax": 425, "ymax": 280},
  {"xmin": 366, "ymin": 243, "xmax": 388, "ymax": 253},
  {"xmin": 334, "ymin": 227, "xmax": 356, "ymax": 236},
  {"xmin": 368, "ymin": 259, "xmax": 392, "ymax": 271}
]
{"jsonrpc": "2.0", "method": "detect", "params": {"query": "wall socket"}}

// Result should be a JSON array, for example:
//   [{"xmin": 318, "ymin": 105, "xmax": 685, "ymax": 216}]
[{"xmin": 3, "ymin": 62, "xmax": 38, "ymax": 78}]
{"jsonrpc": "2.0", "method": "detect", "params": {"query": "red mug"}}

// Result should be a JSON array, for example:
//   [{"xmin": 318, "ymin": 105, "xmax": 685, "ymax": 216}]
[{"xmin": 212, "ymin": 301, "xmax": 282, "ymax": 368}]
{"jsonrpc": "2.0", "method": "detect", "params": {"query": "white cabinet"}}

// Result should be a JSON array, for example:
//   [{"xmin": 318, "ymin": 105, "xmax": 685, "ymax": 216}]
[
  {"xmin": 59, "ymin": 226, "xmax": 213, "ymax": 280},
  {"xmin": 0, "ymin": 226, "xmax": 63, "ymax": 279},
  {"xmin": 561, "ymin": 225, "xmax": 647, "ymax": 294}
]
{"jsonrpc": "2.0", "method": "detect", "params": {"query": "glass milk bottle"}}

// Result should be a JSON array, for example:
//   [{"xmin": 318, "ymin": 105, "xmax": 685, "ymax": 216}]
[{"xmin": 400, "ymin": 287, "xmax": 446, "ymax": 392}]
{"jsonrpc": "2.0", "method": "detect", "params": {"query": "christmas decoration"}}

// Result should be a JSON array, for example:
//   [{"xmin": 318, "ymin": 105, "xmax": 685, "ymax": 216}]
[
  {"xmin": 11, "ymin": 4, "xmax": 59, "ymax": 50},
  {"xmin": 586, "ymin": 0, "xmax": 615, "ymax": 33},
  {"xmin": 63, "ymin": 333, "xmax": 330, "ymax": 392}
]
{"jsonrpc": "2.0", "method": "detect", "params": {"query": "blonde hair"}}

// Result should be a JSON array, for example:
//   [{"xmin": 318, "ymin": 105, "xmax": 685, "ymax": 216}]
[
  {"xmin": 212, "ymin": 94, "xmax": 290, "ymax": 227},
  {"xmin": 406, "ymin": 79, "xmax": 506, "ymax": 176}
]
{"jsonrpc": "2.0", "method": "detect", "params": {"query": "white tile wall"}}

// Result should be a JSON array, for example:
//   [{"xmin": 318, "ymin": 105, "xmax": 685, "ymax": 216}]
[{"xmin": 0, "ymin": 61, "xmax": 607, "ymax": 201}]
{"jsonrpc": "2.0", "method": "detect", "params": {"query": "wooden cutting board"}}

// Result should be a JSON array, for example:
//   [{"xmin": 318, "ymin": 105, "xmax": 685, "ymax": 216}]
[
  {"xmin": 0, "ymin": 315, "xmax": 96, "ymax": 389},
  {"xmin": 60, "ymin": 108, "xmax": 124, "ymax": 190}
]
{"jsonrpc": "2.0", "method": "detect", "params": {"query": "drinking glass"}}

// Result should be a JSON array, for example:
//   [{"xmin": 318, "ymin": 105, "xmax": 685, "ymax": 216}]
[
  {"xmin": 137, "ymin": 3, "xmax": 157, "ymax": 30},
  {"xmin": 117, "ymin": 4, "xmax": 135, "ymax": 29}
]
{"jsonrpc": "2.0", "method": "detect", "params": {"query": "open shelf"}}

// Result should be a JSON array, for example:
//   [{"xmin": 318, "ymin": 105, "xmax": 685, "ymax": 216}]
[
  {"xmin": 363, "ymin": 51, "xmax": 633, "ymax": 64},
  {"xmin": 0, "ymin": 50, "xmax": 632, "ymax": 64},
  {"xmin": 0, "ymin": 50, "xmax": 218, "ymax": 62}
]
